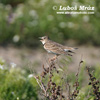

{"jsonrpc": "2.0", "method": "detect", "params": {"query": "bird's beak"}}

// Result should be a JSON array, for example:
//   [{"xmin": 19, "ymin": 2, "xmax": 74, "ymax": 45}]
[
  {"xmin": 39, "ymin": 37, "xmax": 42, "ymax": 39},
  {"xmin": 39, "ymin": 37, "xmax": 43, "ymax": 42}
]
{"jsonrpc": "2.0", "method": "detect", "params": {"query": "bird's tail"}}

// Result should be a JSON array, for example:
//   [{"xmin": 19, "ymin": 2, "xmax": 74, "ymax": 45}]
[{"xmin": 64, "ymin": 47, "xmax": 78, "ymax": 54}]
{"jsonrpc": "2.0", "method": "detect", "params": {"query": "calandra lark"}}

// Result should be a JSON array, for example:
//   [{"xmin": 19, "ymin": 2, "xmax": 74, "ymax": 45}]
[{"xmin": 39, "ymin": 36, "xmax": 77, "ymax": 60}]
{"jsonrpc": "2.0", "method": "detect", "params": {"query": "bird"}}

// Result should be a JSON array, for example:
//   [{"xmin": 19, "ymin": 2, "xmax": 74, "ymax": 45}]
[{"xmin": 39, "ymin": 36, "xmax": 78, "ymax": 60}]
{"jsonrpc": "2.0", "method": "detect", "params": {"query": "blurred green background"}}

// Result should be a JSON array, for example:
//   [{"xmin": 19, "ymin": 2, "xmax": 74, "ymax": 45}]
[
  {"xmin": 0, "ymin": 0, "xmax": 100, "ymax": 47},
  {"xmin": 0, "ymin": 0, "xmax": 100, "ymax": 100}
]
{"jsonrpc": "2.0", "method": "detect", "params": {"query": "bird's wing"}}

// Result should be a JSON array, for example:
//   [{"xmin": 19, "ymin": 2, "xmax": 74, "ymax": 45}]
[
  {"xmin": 44, "ymin": 41, "xmax": 66, "ymax": 55},
  {"xmin": 64, "ymin": 46, "xmax": 76, "ymax": 50},
  {"xmin": 51, "ymin": 41, "xmax": 78, "ymax": 51}
]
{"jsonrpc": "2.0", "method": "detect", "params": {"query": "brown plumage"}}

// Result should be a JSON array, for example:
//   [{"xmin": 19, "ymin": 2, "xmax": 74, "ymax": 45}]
[{"xmin": 39, "ymin": 36, "xmax": 78, "ymax": 56}]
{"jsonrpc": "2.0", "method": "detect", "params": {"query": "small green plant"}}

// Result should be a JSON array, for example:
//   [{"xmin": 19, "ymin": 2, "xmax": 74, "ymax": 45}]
[{"xmin": 0, "ymin": 62, "xmax": 38, "ymax": 100}]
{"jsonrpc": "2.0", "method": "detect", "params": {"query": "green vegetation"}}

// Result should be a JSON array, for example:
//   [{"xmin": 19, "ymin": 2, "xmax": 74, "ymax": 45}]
[
  {"xmin": 0, "ymin": 55, "xmax": 100, "ymax": 100},
  {"xmin": 0, "ymin": 0, "xmax": 100, "ymax": 47},
  {"xmin": 0, "ymin": 58, "xmax": 38, "ymax": 100}
]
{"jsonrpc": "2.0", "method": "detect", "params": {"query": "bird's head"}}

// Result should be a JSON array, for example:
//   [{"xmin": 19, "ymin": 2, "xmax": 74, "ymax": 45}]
[{"xmin": 39, "ymin": 36, "xmax": 49, "ymax": 44}]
